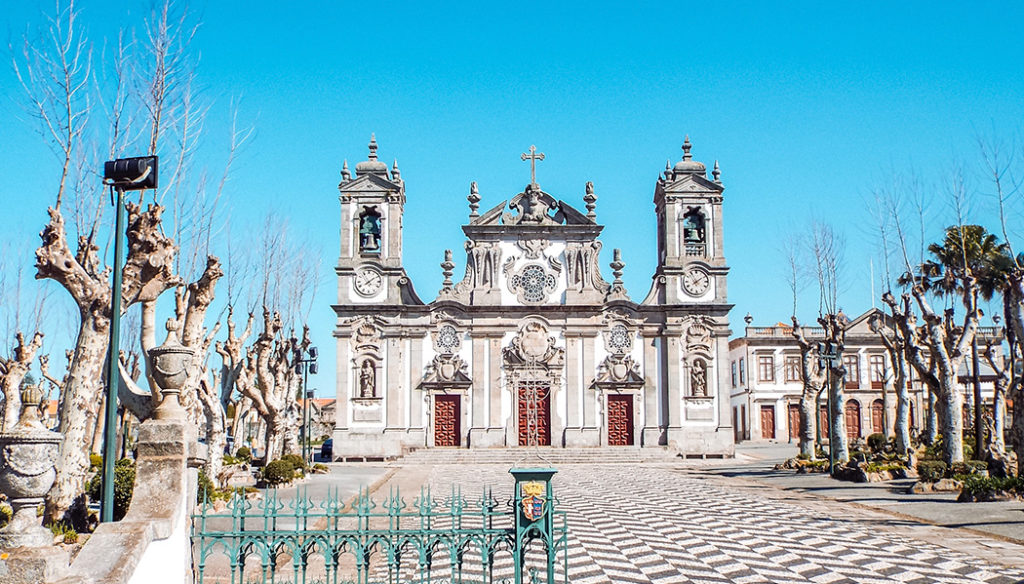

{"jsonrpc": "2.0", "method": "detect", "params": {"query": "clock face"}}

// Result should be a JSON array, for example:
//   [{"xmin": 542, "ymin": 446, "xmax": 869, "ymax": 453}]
[
  {"xmin": 354, "ymin": 268, "xmax": 383, "ymax": 296},
  {"xmin": 682, "ymin": 268, "xmax": 710, "ymax": 296}
]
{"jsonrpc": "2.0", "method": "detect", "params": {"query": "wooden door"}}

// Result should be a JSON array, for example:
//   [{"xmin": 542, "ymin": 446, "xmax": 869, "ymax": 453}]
[
  {"xmin": 788, "ymin": 403, "xmax": 801, "ymax": 440},
  {"xmin": 760, "ymin": 405, "xmax": 776, "ymax": 439},
  {"xmin": 607, "ymin": 394, "xmax": 634, "ymax": 446},
  {"xmin": 433, "ymin": 395, "xmax": 460, "ymax": 447},
  {"xmin": 517, "ymin": 381, "xmax": 551, "ymax": 446},
  {"xmin": 871, "ymin": 399, "xmax": 884, "ymax": 434},
  {"xmin": 845, "ymin": 400, "xmax": 861, "ymax": 440},
  {"xmin": 819, "ymin": 405, "xmax": 829, "ymax": 438}
]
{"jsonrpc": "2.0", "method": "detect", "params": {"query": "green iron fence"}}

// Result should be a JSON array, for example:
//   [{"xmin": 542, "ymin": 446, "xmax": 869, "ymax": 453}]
[{"xmin": 191, "ymin": 468, "xmax": 567, "ymax": 584}]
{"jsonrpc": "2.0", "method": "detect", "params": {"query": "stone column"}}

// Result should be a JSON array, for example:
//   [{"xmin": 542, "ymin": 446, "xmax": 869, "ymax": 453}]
[
  {"xmin": 409, "ymin": 336, "xmax": 424, "ymax": 432},
  {"xmin": 335, "ymin": 334, "xmax": 351, "ymax": 431},
  {"xmin": 642, "ymin": 333, "xmax": 661, "ymax": 446},
  {"xmin": 470, "ymin": 335, "xmax": 487, "ymax": 445},
  {"xmin": 385, "ymin": 336, "xmax": 404, "ymax": 429}
]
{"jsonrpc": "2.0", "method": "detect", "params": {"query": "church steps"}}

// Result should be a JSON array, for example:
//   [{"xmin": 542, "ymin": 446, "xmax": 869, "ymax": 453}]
[{"xmin": 395, "ymin": 447, "xmax": 687, "ymax": 466}]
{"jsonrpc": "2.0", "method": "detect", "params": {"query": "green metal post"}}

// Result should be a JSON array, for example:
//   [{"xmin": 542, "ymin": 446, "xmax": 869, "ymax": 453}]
[
  {"xmin": 101, "ymin": 186, "xmax": 126, "ymax": 523},
  {"xmin": 510, "ymin": 467, "xmax": 557, "ymax": 584}
]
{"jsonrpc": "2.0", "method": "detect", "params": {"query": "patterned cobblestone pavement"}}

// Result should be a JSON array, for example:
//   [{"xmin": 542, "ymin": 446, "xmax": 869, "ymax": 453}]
[{"xmin": 420, "ymin": 463, "xmax": 1024, "ymax": 584}]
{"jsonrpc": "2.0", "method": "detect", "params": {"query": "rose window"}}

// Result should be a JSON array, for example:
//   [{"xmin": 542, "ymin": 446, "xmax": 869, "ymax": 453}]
[
  {"xmin": 608, "ymin": 324, "xmax": 631, "ymax": 352},
  {"xmin": 437, "ymin": 325, "xmax": 460, "ymax": 354}
]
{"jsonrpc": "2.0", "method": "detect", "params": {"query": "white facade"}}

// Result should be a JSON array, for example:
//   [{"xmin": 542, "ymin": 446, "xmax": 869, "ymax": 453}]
[
  {"xmin": 332, "ymin": 136, "xmax": 734, "ymax": 459},
  {"xmin": 728, "ymin": 308, "xmax": 1004, "ymax": 444}
]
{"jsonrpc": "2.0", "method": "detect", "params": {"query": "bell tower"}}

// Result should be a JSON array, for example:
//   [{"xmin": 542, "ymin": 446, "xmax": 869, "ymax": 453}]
[
  {"xmin": 645, "ymin": 136, "xmax": 727, "ymax": 305},
  {"xmin": 336, "ymin": 135, "xmax": 419, "ymax": 306}
]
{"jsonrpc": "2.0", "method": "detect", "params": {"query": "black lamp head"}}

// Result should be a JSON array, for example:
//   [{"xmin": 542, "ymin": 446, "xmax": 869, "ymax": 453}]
[{"xmin": 104, "ymin": 156, "xmax": 158, "ymax": 191}]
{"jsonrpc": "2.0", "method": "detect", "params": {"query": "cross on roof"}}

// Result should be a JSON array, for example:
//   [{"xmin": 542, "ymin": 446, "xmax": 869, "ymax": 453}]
[{"xmin": 520, "ymin": 145, "xmax": 545, "ymax": 185}]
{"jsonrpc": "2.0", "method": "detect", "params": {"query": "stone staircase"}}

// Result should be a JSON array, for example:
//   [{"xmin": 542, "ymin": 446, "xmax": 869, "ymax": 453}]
[{"xmin": 396, "ymin": 446, "xmax": 690, "ymax": 465}]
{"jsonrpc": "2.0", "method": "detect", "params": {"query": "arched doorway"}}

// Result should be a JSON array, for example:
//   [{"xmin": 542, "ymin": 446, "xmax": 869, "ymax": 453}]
[
  {"xmin": 845, "ymin": 400, "xmax": 861, "ymax": 441},
  {"xmin": 871, "ymin": 399, "xmax": 884, "ymax": 434}
]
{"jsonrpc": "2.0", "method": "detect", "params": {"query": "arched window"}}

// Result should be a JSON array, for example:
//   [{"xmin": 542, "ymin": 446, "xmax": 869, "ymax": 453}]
[
  {"xmin": 682, "ymin": 208, "xmax": 706, "ymax": 256},
  {"xmin": 359, "ymin": 206, "xmax": 382, "ymax": 253}
]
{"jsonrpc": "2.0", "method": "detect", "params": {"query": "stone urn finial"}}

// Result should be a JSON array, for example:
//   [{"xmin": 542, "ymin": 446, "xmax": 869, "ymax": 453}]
[
  {"xmin": 0, "ymin": 385, "xmax": 62, "ymax": 548},
  {"xmin": 148, "ymin": 319, "xmax": 194, "ymax": 420}
]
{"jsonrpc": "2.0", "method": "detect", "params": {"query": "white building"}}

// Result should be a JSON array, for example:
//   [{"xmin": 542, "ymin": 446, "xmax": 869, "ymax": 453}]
[
  {"xmin": 331, "ymin": 136, "xmax": 735, "ymax": 459},
  {"xmin": 728, "ymin": 308, "xmax": 1003, "ymax": 444}
]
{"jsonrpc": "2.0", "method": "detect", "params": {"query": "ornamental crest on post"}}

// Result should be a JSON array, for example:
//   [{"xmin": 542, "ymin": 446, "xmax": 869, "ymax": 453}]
[{"xmin": 521, "ymin": 480, "xmax": 546, "ymax": 522}]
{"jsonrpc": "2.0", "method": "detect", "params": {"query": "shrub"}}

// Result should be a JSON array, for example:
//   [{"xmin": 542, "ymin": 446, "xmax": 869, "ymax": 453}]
[
  {"xmin": 950, "ymin": 460, "xmax": 987, "ymax": 478},
  {"xmin": 89, "ymin": 453, "xmax": 103, "ymax": 469},
  {"xmin": 197, "ymin": 468, "xmax": 216, "ymax": 503},
  {"xmin": 280, "ymin": 452, "xmax": 307, "ymax": 471},
  {"xmin": 234, "ymin": 446, "xmax": 252, "ymax": 463},
  {"xmin": 312, "ymin": 463, "xmax": 329, "ymax": 473},
  {"xmin": 86, "ymin": 459, "xmax": 136, "ymax": 520},
  {"xmin": 222, "ymin": 454, "xmax": 242, "ymax": 466},
  {"xmin": 863, "ymin": 461, "xmax": 903, "ymax": 473},
  {"xmin": 959, "ymin": 475, "xmax": 1024, "ymax": 501},
  {"xmin": 0, "ymin": 502, "xmax": 12, "ymax": 529},
  {"xmin": 916, "ymin": 460, "xmax": 948, "ymax": 483},
  {"xmin": 866, "ymin": 433, "xmax": 886, "ymax": 454},
  {"xmin": 49, "ymin": 521, "xmax": 78, "ymax": 544},
  {"xmin": 796, "ymin": 452, "xmax": 811, "ymax": 461},
  {"xmin": 262, "ymin": 459, "xmax": 295, "ymax": 487}
]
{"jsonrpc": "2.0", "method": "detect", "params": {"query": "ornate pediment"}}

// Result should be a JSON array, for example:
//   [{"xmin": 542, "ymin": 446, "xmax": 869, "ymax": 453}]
[
  {"xmin": 346, "ymin": 315, "xmax": 387, "ymax": 352},
  {"xmin": 338, "ymin": 173, "xmax": 402, "ymax": 196},
  {"xmin": 503, "ymin": 322, "xmax": 564, "ymax": 368},
  {"xmin": 502, "ymin": 184, "xmax": 558, "ymax": 225},
  {"xmin": 683, "ymin": 315, "xmax": 715, "ymax": 353},
  {"xmin": 593, "ymin": 354, "xmax": 644, "ymax": 389},
  {"xmin": 419, "ymin": 354, "xmax": 472, "ymax": 389}
]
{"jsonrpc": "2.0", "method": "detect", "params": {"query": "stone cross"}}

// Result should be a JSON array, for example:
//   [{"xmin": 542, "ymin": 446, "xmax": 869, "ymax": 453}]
[{"xmin": 520, "ymin": 145, "xmax": 545, "ymax": 185}]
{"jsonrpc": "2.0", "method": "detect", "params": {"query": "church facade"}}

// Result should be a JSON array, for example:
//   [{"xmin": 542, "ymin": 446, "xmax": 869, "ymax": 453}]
[{"xmin": 331, "ymin": 136, "xmax": 734, "ymax": 459}]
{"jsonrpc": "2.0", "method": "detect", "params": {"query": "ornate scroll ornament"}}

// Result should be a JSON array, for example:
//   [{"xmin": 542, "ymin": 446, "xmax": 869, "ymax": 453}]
[
  {"xmin": 453, "ymin": 240, "xmax": 502, "ymax": 298},
  {"xmin": 564, "ymin": 241, "xmax": 611, "ymax": 294},
  {"xmin": 420, "ymin": 353, "xmax": 472, "ymax": 387},
  {"xmin": 503, "ymin": 322, "xmax": 564, "ymax": 368},
  {"xmin": 507, "ymin": 263, "xmax": 558, "ymax": 305},
  {"xmin": 594, "ymin": 353, "xmax": 644, "ymax": 387},
  {"xmin": 502, "ymin": 183, "xmax": 557, "ymax": 225},
  {"xmin": 516, "ymin": 237, "xmax": 550, "ymax": 260},
  {"xmin": 349, "ymin": 316, "xmax": 382, "ymax": 352},
  {"xmin": 684, "ymin": 315, "xmax": 715, "ymax": 352}
]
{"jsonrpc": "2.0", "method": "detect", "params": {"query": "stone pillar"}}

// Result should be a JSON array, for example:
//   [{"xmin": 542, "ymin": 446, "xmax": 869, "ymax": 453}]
[
  {"xmin": 642, "ymin": 333, "xmax": 661, "ymax": 446},
  {"xmin": 409, "ymin": 336, "xmax": 424, "ymax": 431},
  {"xmin": 488, "ymin": 337, "xmax": 503, "ymax": 429},
  {"xmin": 335, "ymin": 335, "xmax": 351, "ymax": 431},
  {"xmin": 470, "ymin": 335, "xmax": 487, "ymax": 445},
  {"xmin": 385, "ymin": 336, "xmax": 404, "ymax": 429},
  {"xmin": 564, "ymin": 335, "xmax": 581, "ymax": 430}
]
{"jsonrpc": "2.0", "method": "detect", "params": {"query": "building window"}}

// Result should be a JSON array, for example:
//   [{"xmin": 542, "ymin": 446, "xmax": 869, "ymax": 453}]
[
  {"xmin": 869, "ymin": 354, "xmax": 885, "ymax": 389},
  {"xmin": 758, "ymin": 355, "xmax": 775, "ymax": 382},
  {"xmin": 739, "ymin": 358, "xmax": 746, "ymax": 384},
  {"xmin": 784, "ymin": 356, "xmax": 801, "ymax": 382},
  {"xmin": 844, "ymin": 355, "xmax": 860, "ymax": 389},
  {"xmin": 731, "ymin": 361, "xmax": 738, "ymax": 387}
]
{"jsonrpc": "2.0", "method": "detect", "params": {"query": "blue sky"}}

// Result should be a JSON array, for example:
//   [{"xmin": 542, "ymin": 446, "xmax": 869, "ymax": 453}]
[{"xmin": 2, "ymin": 2, "xmax": 1023, "ymax": 396}]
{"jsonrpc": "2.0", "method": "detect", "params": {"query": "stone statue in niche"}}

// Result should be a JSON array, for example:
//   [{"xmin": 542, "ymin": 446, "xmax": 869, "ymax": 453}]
[
  {"xmin": 359, "ymin": 360, "xmax": 376, "ymax": 397},
  {"xmin": 359, "ymin": 207, "xmax": 381, "ymax": 252},
  {"xmin": 691, "ymin": 359, "xmax": 708, "ymax": 397}
]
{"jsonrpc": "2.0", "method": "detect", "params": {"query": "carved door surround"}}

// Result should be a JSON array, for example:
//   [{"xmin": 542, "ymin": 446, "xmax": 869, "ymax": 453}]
[{"xmin": 503, "ymin": 320, "xmax": 564, "ymax": 447}]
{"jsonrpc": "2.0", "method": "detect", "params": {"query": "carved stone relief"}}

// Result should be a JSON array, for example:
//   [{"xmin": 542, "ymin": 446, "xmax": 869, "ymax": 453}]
[
  {"xmin": 503, "ymin": 321, "xmax": 564, "ymax": 368},
  {"xmin": 684, "ymin": 315, "xmax": 715, "ymax": 352},
  {"xmin": 516, "ymin": 237, "xmax": 550, "ymax": 260},
  {"xmin": 565, "ymin": 241, "xmax": 611, "ymax": 295},
  {"xmin": 506, "ymin": 263, "xmax": 558, "ymax": 305}
]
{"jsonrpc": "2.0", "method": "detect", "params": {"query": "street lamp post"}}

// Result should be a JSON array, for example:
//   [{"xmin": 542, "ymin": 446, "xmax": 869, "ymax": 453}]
[
  {"xmin": 100, "ymin": 156, "xmax": 157, "ymax": 524},
  {"xmin": 817, "ymin": 341, "xmax": 841, "ymax": 477},
  {"xmin": 295, "ymin": 346, "xmax": 318, "ymax": 463}
]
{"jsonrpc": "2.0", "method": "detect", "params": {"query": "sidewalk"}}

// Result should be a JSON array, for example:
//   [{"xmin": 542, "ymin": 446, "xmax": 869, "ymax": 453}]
[{"xmin": 710, "ymin": 441, "xmax": 1024, "ymax": 545}]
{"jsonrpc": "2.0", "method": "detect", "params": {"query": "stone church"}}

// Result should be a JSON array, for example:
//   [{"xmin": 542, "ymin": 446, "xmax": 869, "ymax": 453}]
[{"xmin": 331, "ymin": 135, "xmax": 734, "ymax": 458}]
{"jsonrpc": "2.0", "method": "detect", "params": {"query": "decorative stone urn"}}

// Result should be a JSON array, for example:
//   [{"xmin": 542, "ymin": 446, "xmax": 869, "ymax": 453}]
[
  {"xmin": 149, "ymin": 321, "xmax": 194, "ymax": 420},
  {"xmin": 0, "ymin": 385, "xmax": 62, "ymax": 548}
]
